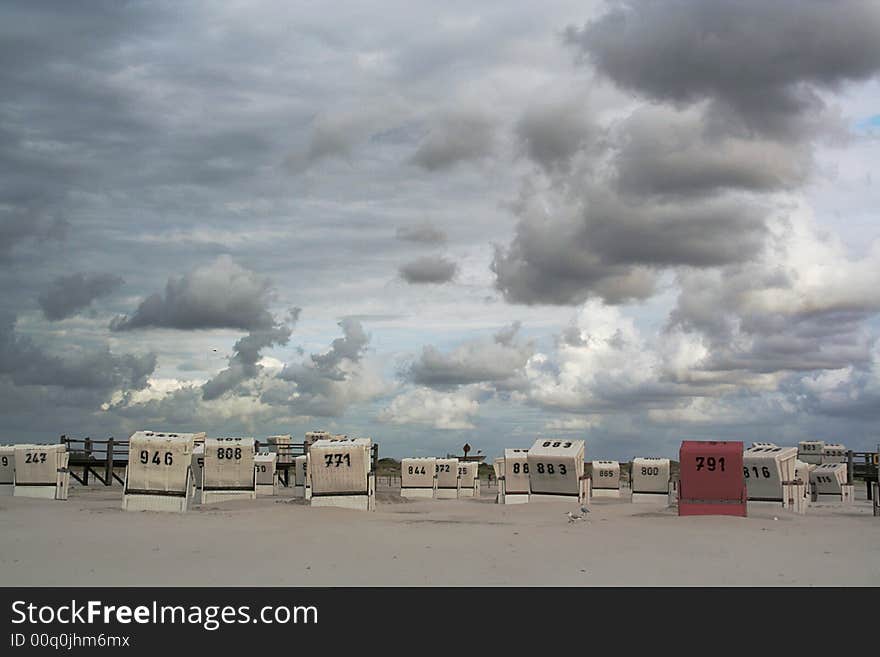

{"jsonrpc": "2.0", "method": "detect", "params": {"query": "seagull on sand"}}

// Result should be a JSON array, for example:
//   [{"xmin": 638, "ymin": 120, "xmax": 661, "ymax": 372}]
[{"xmin": 566, "ymin": 506, "xmax": 590, "ymax": 522}]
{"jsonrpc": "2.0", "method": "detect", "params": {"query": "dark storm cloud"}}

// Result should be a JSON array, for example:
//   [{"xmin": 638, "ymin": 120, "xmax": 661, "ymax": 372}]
[
  {"xmin": 554, "ymin": 380, "xmax": 705, "ymax": 415},
  {"xmin": 492, "ymin": 237, "xmax": 655, "ymax": 306},
  {"xmin": 492, "ymin": 189, "xmax": 765, "ymax": 305},
  {"xmin": 668, "ymin": 267, "xmax": 879, "ymax": 378},
  {"xmin": 0, "ymin": 143, "xmax": 102, "ymax": 265},
  {"xmin": 284, "ymin": 112, "xmax": 370, "ymax": 174},
  {"xmin": 0, "ymin": 195, "xmax": 69, "ymax": 261},
  {"xmin": 789, "ymin": 363, "xmax": 880, "ymax": 421},
  {"xmin": 695, "ymin": 310, "xmax": 873, "ymax": 375},
  {"xmin": 0, "ymin": 2, "xmax": 166, "ymax": 265},
  {"xmin": 612, "ymin": 107, "xmax": 811, "ymax": 197},
  {"xmin": 110, "ymin": 256, "xmax": 276, "ymax": 332},
  {"xmin": 1, "ymin": 0, "xmax": 878, "ymax": 450},
  {"xmin": 115, "ymin": 314, "xmax": 372, "ymax": 425},
  {"xmin": 410, "ymin": 112, "xmax": 495, "ymax": 171},
  {"xmin": 272, "ymin": 319, "xmax": 375, "ymax": 416},
  {"xmin": 804, "ymin": 393, "xmax": 880, "ymax": 421},
  {"xmin": 201, "ymin": 323, "xmax": 294, "ymax": 400},
  {"xmin": 148, "ymin": 131, "xmax": 273, "ymax": 188},
  {"xmin": 300, "ymin": 112, "xmax": 380, "ymax": 168},
  {"xmin": 277, "ymin": 319, "xmax": 368, "ymax": 387},
  {"xmin": 38, "ymin": 272, "xmax": 124, "ymax": 320},
  {"xmin": 395, "ymin": 222, "xmax": 447, "ymax": 245},
  {"xmin": 515, "ymin": 99, "xmax": 595, "ymax": 172},
  {"xmin": 108, "ymin": 386, "xmax": 206, "ymax": 428},
  {"xmin": 494, "ymin": 2, "xmax": 877, "ymax": 307},
  {"xmin": 567, "ymin": 0, "xmax": 880, "ymax": 139},
  {"xmin": 108, "ymin": 256, "xmax": 299, "ymax": 400},
  {"xmin": 407, "ymin": 323, "xmax": 533, "ymax": 389},
  {"xmin": 310, "ymin": 318, "xmax": 368, "ymax": 372},
  {"xmin": 0, "ymin": 312, "xmax": 155, "ymax": 392},
  {"xmin": 588, "ymin": 197, "xmax": 767, "ymax": 268},
  {"xmin": 399, "ymin": 255, "xmax": 458, "ymax": 284}
]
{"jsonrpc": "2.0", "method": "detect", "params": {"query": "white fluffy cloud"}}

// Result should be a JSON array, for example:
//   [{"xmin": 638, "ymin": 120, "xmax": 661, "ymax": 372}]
[
  {"xmin": 525, "ymin": 300, "xmax": 661, "ymax": 413},
  {"xmin": 379, "ymin": 386, "xmax": 481, "ymax": 430}
]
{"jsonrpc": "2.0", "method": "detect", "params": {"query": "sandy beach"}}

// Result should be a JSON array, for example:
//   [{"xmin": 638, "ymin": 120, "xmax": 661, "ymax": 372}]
[{"xmin": 1, "ymin": 482, "xmax": 877, "ymax": 586}]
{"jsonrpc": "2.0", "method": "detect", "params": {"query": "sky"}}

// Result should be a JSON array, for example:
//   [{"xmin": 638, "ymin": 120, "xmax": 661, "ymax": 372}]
[{"xmin": 2, "ymin": 0, "xmax": 880, "ymax": 460}]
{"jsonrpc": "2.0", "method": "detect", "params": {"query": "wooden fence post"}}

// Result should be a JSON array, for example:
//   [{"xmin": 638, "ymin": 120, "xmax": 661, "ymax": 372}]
[
  {"xmin": 105, "ymin": 438, "xmax": 114, "ymax": 486},
  {"xmin": 83, "ymin": 437, "xmax": 92, "ymax": 486}
]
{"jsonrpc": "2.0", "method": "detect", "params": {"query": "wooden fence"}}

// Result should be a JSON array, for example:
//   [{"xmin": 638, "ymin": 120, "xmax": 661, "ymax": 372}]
[{"xmin": 58, "ymin": 435, "xmax": 379, "ymax": 488}]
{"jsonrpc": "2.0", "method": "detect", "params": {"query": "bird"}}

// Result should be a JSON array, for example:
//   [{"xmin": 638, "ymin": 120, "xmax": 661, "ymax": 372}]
[{"xmin": 566, "ymin": 505, "xmax": 591, "ymax": 523}]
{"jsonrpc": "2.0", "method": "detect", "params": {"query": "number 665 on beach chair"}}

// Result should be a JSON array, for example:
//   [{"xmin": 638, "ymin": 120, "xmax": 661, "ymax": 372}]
[{"xmin": 591, "ymin": 460, "xmax": 621, "ymax": 498}]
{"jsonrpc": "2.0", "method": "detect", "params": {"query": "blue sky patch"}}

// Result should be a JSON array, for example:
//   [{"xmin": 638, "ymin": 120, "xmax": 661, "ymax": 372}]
[{"xmin": 853, "ymin": 114, "xmax": 880, "ymax": 133}]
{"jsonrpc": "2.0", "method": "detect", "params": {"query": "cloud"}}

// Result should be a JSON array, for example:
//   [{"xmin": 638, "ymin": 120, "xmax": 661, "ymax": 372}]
[
  {"xmin": 410, "ymin": 111, "xmax": 495, "ymax": 170},
  {"xmin": 612, "ymin": 105, "xmax": 812, "ymax": 197},
  {"xmin": 110, "ymin": 256, "xmax": 276, "ymax": 331},
  {"xmin": 38, "ymin": 272, "xmax": 124, "ymax": 320},
  {"xmin": 272, "ymin": 319, "xmax": 388, "ymax": 416},
  {"xmin": 201, "ymin": 315, "xmax": 297, "ymax": 401},
  {"xmin": 108, "ymin": 255, "xmax": 298, "ymax": 402},
  {"xmin": 0, "ymin": 211, "xmax": 67, "ymax": 261},
  {"xmin": 407, "ymin": 322, "xmax": 533, "ymax": 389},
  {"xmin": 305, "ymin": 113, "xmax": 367, "ymax": 164},
  {"xmin": 519, "ymin": 296, "xmax": 800, "ymax": 423},
  {"xmin": 106, "ymin": 383, "xmax": 283, "ymax": 436},
  {"xmin": 515, "ymin": 97, "xmax": 596, "ymax": 172},
  {"xmin": 117, "ymin": 318, "xmax": 387, "ymax": 424},
  {"xmin": 1, "ymin": 1, "xmax": 878, "ymax": 451},
  {"xmin": 545, "ymin": 416, "xmax": 600, "ymax": 432},
  {"xmin": 509, "ymin": 203, "xmax": 880, "ymax": 432},
  {"xmin": 396, "ymin": 222, "xmax": 447, "ymax": 245},
  {"xmin": 566, "ymin": 0, "xmax": 880, "ymax": 139},
  {"xmin": 399, "ymin": 255, "xmax": 458, "ymax": 284},
  {"xmin": 0, "ymin": 312, "xmax": 156, "ymax": 392},
  {"xmin": 0, "ymin": 2, "xmax": 161, "ymax": 269},
  {"xmin": 379, "ymin": 386, "xmax": 480, "ymax": 430},
  {"xmin": 309, "ymin": 317, "xmax": 369, "ymax": 371},
  {"xmin": 668, "ymin": 203, "xmax": 880, "ymax": 375},
  {"xmin": 492, "ymin": 185, "xmax": 766, "ymax": 305},
  {"xmin": 285, "ymin": 111, "xmax": 379, "ymax": 173},
  {"xmin": 493, "ymin": 320, "xmax": 523, "ymax": 347},
  {"xmin": 792, "ymin": 343, "xmax": 880, "ymax": 420},
  {"xmin": 493, "ymin": 4, "xmax": 873, "ymax": 308},
  {"xmin": 524, "ymin": 300, "xmax": 665, "ymax": 413}
]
